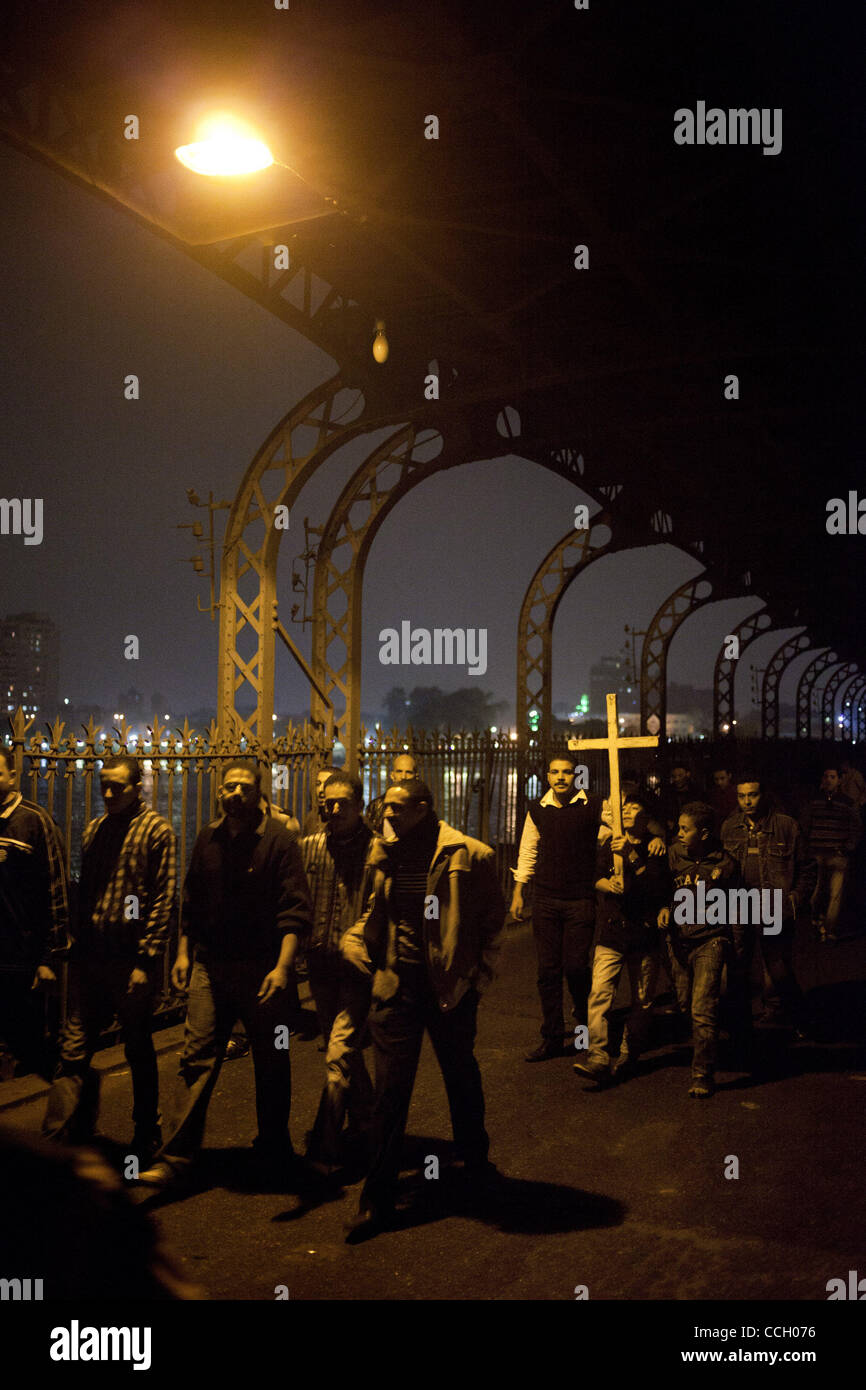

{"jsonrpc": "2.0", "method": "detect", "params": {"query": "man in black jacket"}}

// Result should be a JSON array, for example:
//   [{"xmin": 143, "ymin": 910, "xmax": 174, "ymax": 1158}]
[
  {"xmin": 136, "ymin": 761, "xmax": 312, "ymax": 1189},
  {"xmin": 0, "ymin": 748, "xmax": 69, "ymax": 1079},
  {"xmin": 511, "ymin": 756, "xmax": 603, "ymax": 1062}
]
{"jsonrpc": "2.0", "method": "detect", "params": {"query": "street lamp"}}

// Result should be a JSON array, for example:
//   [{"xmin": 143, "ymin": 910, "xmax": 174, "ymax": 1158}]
[{"xmin": 175, "ymin": 116, "xmax": 274, "ymax": 176}]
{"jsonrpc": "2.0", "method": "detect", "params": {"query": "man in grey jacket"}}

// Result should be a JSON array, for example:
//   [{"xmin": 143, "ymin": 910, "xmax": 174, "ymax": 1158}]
[{"xmin": 341, "ymin": 778, "xmax": 504, "ymax": 1239}]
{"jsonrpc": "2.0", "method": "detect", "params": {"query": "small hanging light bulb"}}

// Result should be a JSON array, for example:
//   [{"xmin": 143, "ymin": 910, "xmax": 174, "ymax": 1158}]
[{"xmin": 372, "ymin": 320, "xmax": 389, "ymax": 364}]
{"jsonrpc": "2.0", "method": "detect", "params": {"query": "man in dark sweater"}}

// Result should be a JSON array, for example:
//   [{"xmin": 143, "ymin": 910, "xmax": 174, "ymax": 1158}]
[
  {"xmin": 575, "ymin": 794, "xmax": 669, "ymax": 1084},
  {"xmin": 511, "ymin": 756, "xmax": 603, "ymax": 1062},
  {"xmin": 136, "ymin": 761, "xmax": 312, "ymax": 1190},
  {"xmin": 800, "ymin": 764, "xmax": 861, "ymax": 941},
  {"xmin": 0, "ymin": 748, "xmax": 69, "ymax": 1079}
]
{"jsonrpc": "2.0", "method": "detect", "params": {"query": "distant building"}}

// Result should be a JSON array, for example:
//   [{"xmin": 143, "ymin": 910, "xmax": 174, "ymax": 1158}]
[
  {"xmin": 0, "ymin": 613, "xmax": 59, "ymax": 718},
  {"xmin": 589, "ymin": 656, "xmax": 639, "ymax": 719}
]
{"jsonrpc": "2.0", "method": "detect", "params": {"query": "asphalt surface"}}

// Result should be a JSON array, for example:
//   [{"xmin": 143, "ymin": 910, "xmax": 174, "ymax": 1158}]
[{"xmin": 3, "ymin": 923, "xmax": 865, "ymax": 1302}]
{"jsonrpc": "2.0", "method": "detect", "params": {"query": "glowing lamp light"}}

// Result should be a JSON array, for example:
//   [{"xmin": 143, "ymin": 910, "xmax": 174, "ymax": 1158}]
[
  {"xmin": 175, "ymin": 119, "xmax": 274, "ymax": 176},
  {"xmin": 372, "ymin": 320, "xmax": 389, "ymax": 363}
]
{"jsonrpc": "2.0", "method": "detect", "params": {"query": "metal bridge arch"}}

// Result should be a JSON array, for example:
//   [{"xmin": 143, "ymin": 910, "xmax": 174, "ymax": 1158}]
[
  {"xmin": 850, "ymin": 677, "xmax": 866, "ymax": 742},
  {"xmin": 761, "ymin": 632, "xmax": 812, "ymax": 739},
  {"xmin": 308, "ymin": 432, "xmax": 592, "ymax": 760},
  {"xmin": 713, "ymin": 606, "xmax": 772, "ymax": 736},
  {"xmin": 641, "ymin": 575, "xmax": 731, "ymax": 735},
  {"xmin": 839, "ymin": 673, "xmax": 866, "ymax": 742},
  {"xmin": 822, "ymin": 663, "xmax": 860, "ymax": 740},
  {"xmin": 515, "ymin": 514, "xmax": 616, "ymax": 743},
  {"xmin": 795, "ymin": 648, "xmax": 837, "ymax": 739}
]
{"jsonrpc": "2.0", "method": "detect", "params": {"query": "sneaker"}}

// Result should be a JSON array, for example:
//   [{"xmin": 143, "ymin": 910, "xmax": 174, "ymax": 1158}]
[
  {"xmin": 688, "ymin": 1078, "xmax": 714, "ymax": 1099},
  {"xmin": 525, "ymin": 1041, "xmax": 568, "ymax": 1062},
  {"xmin": 224, "ymin": 1035, "xmax": 250, "ymax": 1061},
  {"xmin": 134, "ymin": 1161, "xmax": 176, "ymax": 1189}
]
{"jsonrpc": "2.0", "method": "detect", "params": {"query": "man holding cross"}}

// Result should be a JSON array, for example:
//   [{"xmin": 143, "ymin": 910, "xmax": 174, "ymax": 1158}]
[{"xmin": 511, "ymin": 696, "xmax": 659, "ymax": 1062}]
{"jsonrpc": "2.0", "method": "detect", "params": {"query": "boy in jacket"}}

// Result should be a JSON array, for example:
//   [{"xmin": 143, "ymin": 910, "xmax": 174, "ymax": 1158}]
[
  {"xmin": 341, "ymin": 777, "xmax": 504, "ymax": 1239},
  {"xmin": 575, "ymin": 794, "xmax": 669, "ymax": 1084},
  {"xmin": 659, "ymin": 802, "xmax": 737, "ymax": 1099}
]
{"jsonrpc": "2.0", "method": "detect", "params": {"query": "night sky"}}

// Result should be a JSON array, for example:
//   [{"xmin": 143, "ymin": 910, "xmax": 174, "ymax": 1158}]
[{"xmin": 0, "ymin": 3, "xmax": 856, "ymax": 729}]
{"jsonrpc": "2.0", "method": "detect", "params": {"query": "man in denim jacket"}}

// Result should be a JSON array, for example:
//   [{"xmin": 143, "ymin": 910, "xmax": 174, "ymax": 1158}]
[
  {"xmin": 341, "ymin": 777, "xmax": 504, "ymax": 1238},
  {"xmin": 721, "ymin": 774, "xmax": 816, "ymax": 1060}
]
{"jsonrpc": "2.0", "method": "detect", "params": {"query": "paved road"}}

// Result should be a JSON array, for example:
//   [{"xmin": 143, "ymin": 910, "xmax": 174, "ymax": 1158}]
[{"xmin": 4, "ymin": 925, "xmax": 865, "ymax": 1301}]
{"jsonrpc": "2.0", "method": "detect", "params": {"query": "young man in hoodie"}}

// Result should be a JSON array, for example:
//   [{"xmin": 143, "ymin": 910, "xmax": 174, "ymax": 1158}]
[
  {"xmin": 575, "ymin": 793, "xmax": 669, "ymax": 1085},
  {"xmin": 340, "ymin": 777, "xmax": 504, "ymax": 1240},
  {"xmin": 658, "ymin": 801, "xmax": 737, "ymax": 1099}
]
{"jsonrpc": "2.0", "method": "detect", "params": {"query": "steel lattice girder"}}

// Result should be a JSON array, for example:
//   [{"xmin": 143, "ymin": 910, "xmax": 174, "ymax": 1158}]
[
  {"xmin": 761, "ymin": 632, "xmax": 812, "ymax": 739},
  {"xmin": 217, "ymin": 372, "xmax": 374, "ymax": 743},
  {"xmin": 795, "ymin": 648, "xmax": 839, "ymax": 740},
  {"xmin": 713, "ymin": 606, "xmax": 772, "ymax": 735},
  {"xmin": 641, "ymin": 574, "xmax": 728, "ymax": 735},
  {"xmin": 821, "ymin": 663, "xmax": 860, "ymax": 740},
  {"xmin": 515, "ymin": 515, "xmax": 616, "ymax": 745}
]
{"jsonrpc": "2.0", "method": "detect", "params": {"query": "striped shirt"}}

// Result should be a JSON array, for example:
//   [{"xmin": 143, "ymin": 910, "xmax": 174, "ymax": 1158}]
[
  {"xmin": 77, "ymin": 801, "xmax": 177, "ymax": 961},
  {"xmin": 0, "ymin": 792, "xmax": 69, "ymax": 971}
]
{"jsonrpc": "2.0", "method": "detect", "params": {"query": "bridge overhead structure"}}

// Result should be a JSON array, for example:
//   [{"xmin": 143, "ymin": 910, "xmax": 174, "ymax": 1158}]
[{"xmin": 1, "ymin": 2, "xmax": 861, "ymax": 742}]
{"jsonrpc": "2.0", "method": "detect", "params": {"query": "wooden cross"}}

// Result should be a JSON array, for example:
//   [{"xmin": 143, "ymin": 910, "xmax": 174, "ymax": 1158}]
[{"xmin": 568, "ymin": 692, "xmax": 659, "ymax": 878}]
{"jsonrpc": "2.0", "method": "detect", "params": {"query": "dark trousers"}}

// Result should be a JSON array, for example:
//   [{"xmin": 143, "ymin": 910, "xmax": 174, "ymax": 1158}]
[
  {"xmin": 531, "ymin": 893, "xmax": 595, "ymax": 1040},
  {"xmin": 361, "ymin": 965, "xmax": 487, "ymax": 1213},
  {"xmin": 729, "ymin": 923, "xmax": 807, "ymax": 1059},
  {"xmin": 44, "ymin": 957, "xmax": 159, "ymax": 1142},
  {"xmin": 158, "ymin": 956, "xmax": 293, "ymax": 1174},
  {"xmin": 665, "ymin": 934, "xmax": 726, "ymax": 1081},
  {"xmin": 0, "ymin": 970, "xmax": 48, "ymax": 1078}
]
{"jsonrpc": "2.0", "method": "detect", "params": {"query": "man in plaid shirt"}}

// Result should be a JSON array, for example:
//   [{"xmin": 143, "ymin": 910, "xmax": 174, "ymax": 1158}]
[
  {"xmin": 301, "ymin": 771, "xmax": 375, "ymax": 1172},
  {"xmin": 44, "ymin": 755, "xmax": 176, "ymax": 1164}
]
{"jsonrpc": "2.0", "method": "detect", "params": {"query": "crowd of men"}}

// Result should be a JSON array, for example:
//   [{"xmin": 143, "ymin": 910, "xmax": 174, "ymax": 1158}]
[{"xmin": 0, "ymin": 741, "xmax": 862, "ymax": 1240}]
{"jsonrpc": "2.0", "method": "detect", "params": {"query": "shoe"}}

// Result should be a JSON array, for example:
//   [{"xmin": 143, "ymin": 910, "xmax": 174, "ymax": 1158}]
[
  {"xmin": 343, "ymin": 1204, "xmax": 395, "ymax": 1244},
  {"xmin": 224, "ymin": 1036, "xmax": 250, "ymax": 1061},
  {"xmin": 525, "ymin": 1041, "xmax": 568, "ymax": 1062},
  {"xmin": 688, "ymin": 1078, "xmax": 714, "ymax": 1099},
  {"xmin": 573, "ymin": 1058, "xmax": 610, "ymax": 1082},
  {"xmin": 134, "ymin": 1161, "xmax": 176, "ymax": 1189},
  {"xmin": 130, "ymin": 1127, "xmax": 162, "ymax": 1167}
]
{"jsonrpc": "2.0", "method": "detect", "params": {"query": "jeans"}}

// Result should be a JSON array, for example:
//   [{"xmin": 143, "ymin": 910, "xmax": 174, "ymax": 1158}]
[
  {"xmin": 811, "ymin": 852, "xmax": 849, "ymax": 932},
  {"xmin": 43, "ymin": 957, "xmax": 159, "ymax": 1142},
  {"xmin": 728, "ymin": 922, "xmax": 807, "ymax": 1053},
  {"xmin": 157, "ymin": 956, "xmax": 293, "ymax": 1174},
  {"xmin": 531, "ymin": 893, "xmax": 595, "ymax": 1040},
  {"xmin": 586, "ymin": 945, "xmax": 658, "ymax": 1067},
  {"xmin": 360, "ymin": 964, "xmax": 487, "ymax": 1213},
  {"xmin": 665, "ymin": 934, "xmax": 726, "ymax": 1081},
  {"xmin": 306, "ymin": 951, "xmax": 373, "ymax": 1163}
]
